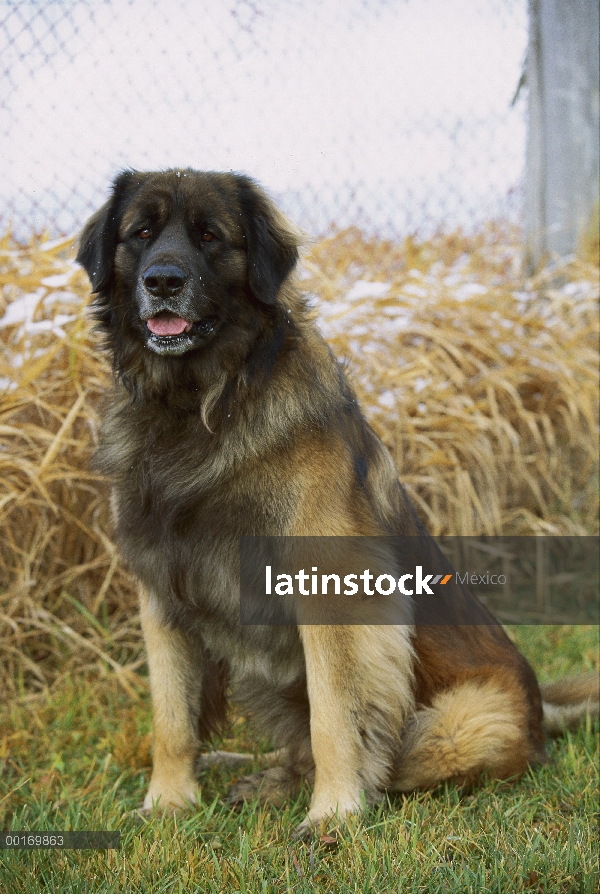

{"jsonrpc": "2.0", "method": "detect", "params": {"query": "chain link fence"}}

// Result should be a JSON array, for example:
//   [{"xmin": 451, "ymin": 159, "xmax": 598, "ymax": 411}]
[{"xmin": 1, "ymin": 0, "xmax": 527, "ymax": 240}]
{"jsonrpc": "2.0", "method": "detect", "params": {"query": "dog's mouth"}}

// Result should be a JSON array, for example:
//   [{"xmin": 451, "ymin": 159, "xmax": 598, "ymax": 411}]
[
  {"xmin": 147, "ymin": 314, "xmax": 193, "ymax": 337},
  {"xmin": 144, "ymin": 312, "xmax": 219, "ymax": 356}
]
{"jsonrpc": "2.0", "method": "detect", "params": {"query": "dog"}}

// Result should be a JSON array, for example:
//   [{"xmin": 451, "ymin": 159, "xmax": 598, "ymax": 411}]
[{"xmin": 77, "ymin": 169, "xmax": 599, "ymax": 836}]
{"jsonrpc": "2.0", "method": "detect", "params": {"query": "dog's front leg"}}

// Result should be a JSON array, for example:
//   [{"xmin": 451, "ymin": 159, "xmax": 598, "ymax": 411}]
[
  {"xmin": 296, "ymin": 624, "xmax": 414, "ymax": 836},
  {"xmin": 139, "ymin": 587, "xmax": 203, "ymax": 812}
]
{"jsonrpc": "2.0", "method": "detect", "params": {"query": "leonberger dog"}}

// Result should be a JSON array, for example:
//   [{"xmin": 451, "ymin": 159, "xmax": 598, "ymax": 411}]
[{"xmin": 77, "ymin": 169, "xmax": 598, "ymax": 836}]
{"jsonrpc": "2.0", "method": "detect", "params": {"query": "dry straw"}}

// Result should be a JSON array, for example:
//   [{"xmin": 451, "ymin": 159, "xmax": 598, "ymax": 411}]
[{"xmin": 0, "ymin": 224, "xmax": 598, "ymax": 697}]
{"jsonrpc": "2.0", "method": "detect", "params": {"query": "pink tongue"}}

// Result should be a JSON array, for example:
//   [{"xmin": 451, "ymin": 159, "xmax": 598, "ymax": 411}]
[{"xmin": 147, "ymin": 314, "xmax": 191, "ymax": 336}]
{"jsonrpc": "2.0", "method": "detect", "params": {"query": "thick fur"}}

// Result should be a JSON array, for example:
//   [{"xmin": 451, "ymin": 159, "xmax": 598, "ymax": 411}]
[{"xmin": 77, "ymin": 170, "xmax": 598, "ymax": 834}]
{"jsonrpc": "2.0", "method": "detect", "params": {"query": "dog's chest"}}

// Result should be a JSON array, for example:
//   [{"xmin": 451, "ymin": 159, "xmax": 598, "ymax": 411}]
[
  {"xmin": 200, "ymin": 618, "xmax": 305, "ymax": 688},
  {"xmin": 103, "ymin": 403, "xmax": 306, "ymax": 668}
]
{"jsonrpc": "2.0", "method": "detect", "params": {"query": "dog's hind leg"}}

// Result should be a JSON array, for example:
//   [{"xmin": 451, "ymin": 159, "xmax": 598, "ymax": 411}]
[
  {"xmin": 228, "ymin": 765, "xmax": 305, "ymax": 808},
  {"xmin": 215, "ymin": 748, "xmax": 301, "ymax": 810},
  {"xmin": 390, "ymin": 678, "xmax": 533, "ymax": 792}
]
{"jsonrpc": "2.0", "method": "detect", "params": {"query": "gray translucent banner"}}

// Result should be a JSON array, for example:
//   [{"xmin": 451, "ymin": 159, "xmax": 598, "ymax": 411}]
[
  {"xmin": 239, "ymin": 536, "xmax": 599, "ymax": 625},
  {"xmin": 0, "ymin": 831, "xmax": 120, "ymax": 849}
]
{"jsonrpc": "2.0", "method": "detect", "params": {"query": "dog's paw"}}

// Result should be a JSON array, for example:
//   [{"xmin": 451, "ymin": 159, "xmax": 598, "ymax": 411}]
[
  {"xmin": 142, "ymin": 780, "xmax": 198, "ymax": 814},
  {"xmin": 227, "ymin": 766, "xmax": 300, "ymax": 808},
  {"xmin": 292, "ymin": 789, "xmax": 366, "ymax": 839},
  {"xmin": 291, "ymin": 815, "xmax": 318, "ymax": 840},
  {"xmin": 291, "ymin": 816, "xmax": 339, "ymax": 845}
]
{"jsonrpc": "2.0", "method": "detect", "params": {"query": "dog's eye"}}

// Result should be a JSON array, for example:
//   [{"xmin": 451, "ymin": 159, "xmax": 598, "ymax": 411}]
[
  {"xmin": 201, "ymin": 231, "xmax": 214, "ymax": 243},
  {"xmin": 138, "ymin": 228, "xmax": 151, "ymax": 240}
]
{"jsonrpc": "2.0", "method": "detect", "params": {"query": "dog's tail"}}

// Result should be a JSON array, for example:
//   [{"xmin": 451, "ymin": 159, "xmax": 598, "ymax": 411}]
[{"xmin": 540, "ymin": 672, "xmax": 599, "ymax": 735}]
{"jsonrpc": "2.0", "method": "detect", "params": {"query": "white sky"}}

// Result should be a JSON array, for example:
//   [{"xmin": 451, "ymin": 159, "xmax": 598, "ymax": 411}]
[{"xmin": 0, "ymin": 0, "xmax": 528, "ymax": 237}]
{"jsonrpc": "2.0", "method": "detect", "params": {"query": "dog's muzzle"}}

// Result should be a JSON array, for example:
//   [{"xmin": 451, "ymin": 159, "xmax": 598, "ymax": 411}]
[{"xmin": 139, "ymin": 264, "xmax": 219, "ymax": 356}]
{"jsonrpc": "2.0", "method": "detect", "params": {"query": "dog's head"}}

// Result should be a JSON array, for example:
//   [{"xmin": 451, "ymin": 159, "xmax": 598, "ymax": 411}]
[{"xmin": 77, "ymin": 170, "xmax": 301, "ymax": 358}]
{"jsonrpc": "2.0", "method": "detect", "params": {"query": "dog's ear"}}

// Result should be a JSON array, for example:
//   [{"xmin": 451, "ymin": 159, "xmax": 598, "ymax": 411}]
[
  {"xmin": 237, "ymin": 177, "xmax": 301, "ymax": 305},
  {"xmin": 76, "ymin": 170, "xmax": 139, "ymax": 292}
]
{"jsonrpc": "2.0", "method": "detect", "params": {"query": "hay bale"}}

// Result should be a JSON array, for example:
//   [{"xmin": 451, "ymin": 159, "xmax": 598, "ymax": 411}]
[
  {"xmin": 0, "ymin": 232, "xmax": 140, "ymax": 698},
  {"xmin": 0, "ymin": 224, "xmax": 598, "ymax": 695},
  {"xmin": 303, "ymin": 225, "xmax": 598, "ymax": 536}
]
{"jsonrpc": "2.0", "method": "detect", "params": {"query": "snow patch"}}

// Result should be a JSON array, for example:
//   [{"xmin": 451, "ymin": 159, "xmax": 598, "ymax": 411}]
[
  {"xmin": 345, "ymin": 280, "xmax": 391, "ymax": 301},
  {"xmin": 378, "ymin": 390, "xmax": 396, "ymax": 409},
  {"xmin": 41, "ymin": 272, "xmax": 74, "ymax": 288},
  {"xmin": 454, "ymin": 283, "xmax": 488, "ymax": 300},
  {"xmin": 0, "ymin": 290, "xmax": 45, "ymax": 328}
]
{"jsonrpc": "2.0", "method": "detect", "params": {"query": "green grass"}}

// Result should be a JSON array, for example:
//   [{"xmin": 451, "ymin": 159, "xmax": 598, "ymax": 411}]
[{"xmin": 0, "ymin": 626, "xmax": 598, "ymax": 893}]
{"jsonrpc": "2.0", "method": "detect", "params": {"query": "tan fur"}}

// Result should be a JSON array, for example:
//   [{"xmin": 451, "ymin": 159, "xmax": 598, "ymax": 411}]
[
  {"xmin": 297, "ymin": 624, "xmax": 415, "ymax": 831},
  {"xmin": 391, "ymin": 680, "xmax": 528, "ymax": 791},
  {"xmin": 139, "ymin": 587, "xmax": 201, "ymax": 811}
]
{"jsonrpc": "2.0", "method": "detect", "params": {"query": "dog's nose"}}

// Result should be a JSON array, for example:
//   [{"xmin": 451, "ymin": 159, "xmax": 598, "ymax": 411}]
[{"xmin": 143, "ymin": 264, "xmax": 188, "ymax": 298}]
